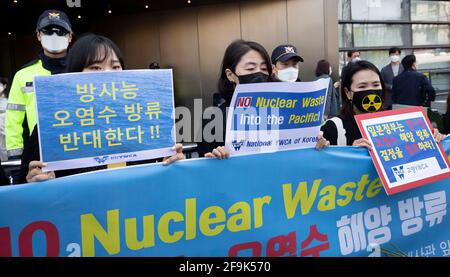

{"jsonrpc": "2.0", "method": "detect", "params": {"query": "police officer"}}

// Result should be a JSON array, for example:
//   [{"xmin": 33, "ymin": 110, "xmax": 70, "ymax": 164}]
[{"xmin": 5, "ymin": 10, "xmax": 73, "ymax": 159}]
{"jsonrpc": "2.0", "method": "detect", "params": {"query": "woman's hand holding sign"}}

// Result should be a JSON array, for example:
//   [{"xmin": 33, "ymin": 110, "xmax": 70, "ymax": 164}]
[
  {"xmin": 315, "ymin": 131, "xmax": 330, "ymax": 150},
  {"xmin": 433, "ymin": 128, "xmax": 446, "ymax": 144},
  {"xmin": 205, "ymin": 146, "xmax": 230, "ymax": 160},
  {"xmin": 352, "ymin": 138, "xmax": 373, "ymax": 151},
  {"xmin": 163, "ymin": 144, "xmax": 186, "ymax": 165},
  {"xmin": 26, "ymin": 161, "xmax": 56, "ymax": 183}
]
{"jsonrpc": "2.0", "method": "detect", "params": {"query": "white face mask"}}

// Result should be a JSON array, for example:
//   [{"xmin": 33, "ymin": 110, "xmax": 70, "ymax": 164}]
[
  {"xmin": 329, "ymin": 67, "xmax": 333, "ymax": 76},
  {"xmin": 390, "ymin": 55, "xmax": 400, "ymax": 63},
  {"xmin": 352, "ymin": 57, "xmax": 362, "ymax": 63},
  {"xmin": 277, "ymin": 67, "xmax": 299, "ymax": 82},
  {"xmin": 41, "ymin": 34, "xmax": 69, "ymax": 54}
]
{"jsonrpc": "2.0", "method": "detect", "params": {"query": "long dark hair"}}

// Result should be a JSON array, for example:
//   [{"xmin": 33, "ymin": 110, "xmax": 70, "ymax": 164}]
[
  {"xmin": 315, "ymin": 59, "xmax": 331, "ymax": 77},
  {"xmin": 66, "ymin": 33, "xmax": 125, "ymax": 73},
  {"xmin": 217, "ymin": 40, "xmax": 273, "ymax": 100},
  {"xmin": 340, "ymin": 60, "xmax": 386, "ymax": 118}
]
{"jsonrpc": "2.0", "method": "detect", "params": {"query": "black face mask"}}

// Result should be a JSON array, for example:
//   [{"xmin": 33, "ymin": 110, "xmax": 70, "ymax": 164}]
[
  {"xmin": 236, "ymin": 72, "xmax": 269, "ymax": 84},
  {"xmin": 352, "ymin": 89, "xmax": 383, "ymax": 113}
]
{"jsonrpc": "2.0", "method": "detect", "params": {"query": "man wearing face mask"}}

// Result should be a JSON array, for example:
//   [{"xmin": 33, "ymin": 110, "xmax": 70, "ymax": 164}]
[
  {"xmin": 340, "ymin": 50, "xmax": 361, "ymax": 84},
  {"xmin": 380, "ymin": 47, "xmax": 404, "ymax": 110},
  {"xmin": 5, "ymin": 10, "xmax": 72, "ymax": 159},
  {"xmin": 271, "ymin": 45, "xmax": 304, "ymax": 83}
]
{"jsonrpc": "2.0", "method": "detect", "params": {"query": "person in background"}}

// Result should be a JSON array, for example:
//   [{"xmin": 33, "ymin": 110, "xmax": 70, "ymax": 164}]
[
  {"xmin": 149, "ymin": 62, "xmax": 160, "ymax": 69},
  {"xmin": 392, "ymin": 54, "xmax": 435, "ymax": 107},
  {"xmin": 6, "ymin": 10, "xmax": 73, "ymax": 160},
  {"xmin": 315, "ymin": 60, "xmax": 340, "ymax": 119},
  {"xmin": 340, "ymin": 49, "xmax": 361, "ymax": 84},
  {"xmin": 271, "ymin": 44, "xmax": 304, "ymax": 82},
  {"xmin": 200, "ymin": 40, "xmax": 329, "ymax": 159},
  {"xmin": 320, "ymin": 60, "xmax": 445, "ymax": 150},
  {"xmin": 23, "ymin": 34, "xmax": 185, "ymax": 183},
  {"xmin": 380, "ymin": 47, "xmax": 404, "ymax": 110},
  {"xmin": 200, "ymin": 40, "xmax": 275, "ymax": 158},
  {"xmin": 444, "ymin": 93, "xmax": 450, "ymax": 135},
  {"xmin": 0, "ymin": 77, "xmax": 9, "ymax": 162},
  {"xmin": 322, "ymin": 61, "xmax": 384, "ymax": 149}
]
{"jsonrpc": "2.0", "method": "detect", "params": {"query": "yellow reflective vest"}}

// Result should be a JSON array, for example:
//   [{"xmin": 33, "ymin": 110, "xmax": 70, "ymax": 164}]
[{"xmin": 5, "ymin": 59, "xmax": 51, "ymax": 157}]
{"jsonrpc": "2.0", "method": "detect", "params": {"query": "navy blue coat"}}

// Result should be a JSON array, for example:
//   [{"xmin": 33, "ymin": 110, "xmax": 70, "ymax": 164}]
[{"xmin": 392, "ymin": 69, "xmax": 436, "ymax": 106}]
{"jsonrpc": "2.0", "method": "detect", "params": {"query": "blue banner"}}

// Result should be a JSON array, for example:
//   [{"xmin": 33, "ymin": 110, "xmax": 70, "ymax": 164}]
[
  {"xmin": 34, "ymin": 70, "xmax": 175, "ymax": 171},
  {"xmin": 0, "ymin": 139, "xmax": 449, "ymax": 257}
]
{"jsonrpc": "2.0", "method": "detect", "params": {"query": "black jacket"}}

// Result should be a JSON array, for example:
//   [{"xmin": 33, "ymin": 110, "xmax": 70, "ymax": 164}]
[
  {"xmin": 321, "ymin": 114, "xmax": 362, "ymax": 146},
  {"xmin": 0, "ymin": 163, "xmax": 9, "ymax": 185},
  {"xmin": 392, "ymin": 69, "xmax": 436, "ymax": 107},
  {"xmin": 197, "ymin": 92, "xmax": 229, "ymax": 157},
  {"xmin": 444, "ymin": 112, "xmax": 450, "ymax": 135}
]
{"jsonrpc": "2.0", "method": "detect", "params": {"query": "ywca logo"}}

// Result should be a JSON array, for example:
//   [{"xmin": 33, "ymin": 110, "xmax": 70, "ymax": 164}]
[
  {"xmin": 67, "ymin": 0, "xmax": 81, "ymax": 8},
  {"xmin": 94, "ymin": 156, "xmax": 109, "ymax": 164},
  {"xmin": 236, "ymin": 96, "xmax": 252, "ymax": 108},
  {"xmin": 392, "ymin": 165, "xmax": 405, "ymax": 180},
  {"xmin": 232, "ymin": 140, "xmax": 245, "ymax": 151}
]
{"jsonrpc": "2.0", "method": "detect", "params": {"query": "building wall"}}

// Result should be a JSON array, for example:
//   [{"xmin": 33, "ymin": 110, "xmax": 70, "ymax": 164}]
[{"xmin": 0, "ymin": 0, "xmax": 339, "ymax": 110}]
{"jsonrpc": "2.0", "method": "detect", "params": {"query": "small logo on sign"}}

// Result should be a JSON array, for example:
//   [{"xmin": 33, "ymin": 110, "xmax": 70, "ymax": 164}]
[
  {"xmin": 392, "ymin": 165, "xmax": 405, "ymax": 180},
  {"xmin": 232, "ymin": 140, "xmax": 245, "ymax": 151},
  {"xmin": 94, "ymin": 156, "xmax": 109, "ymax": 164}
]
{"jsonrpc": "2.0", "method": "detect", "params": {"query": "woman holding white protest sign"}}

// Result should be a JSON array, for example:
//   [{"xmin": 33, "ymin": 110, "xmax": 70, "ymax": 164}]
[
  {"xmin": 198, "ymin": 39, "xmax": 329, "ymax": 159},
  {"xmin": 21, "ymin": 34, "xmax": 184, "ymax": 183},
  {"xmin": 320, "ymin": 60, "xmax": 445, "ymax": 149},
  {"xmin": 198, "ymin": 40, "xmax": 274, "ymax": 159}
]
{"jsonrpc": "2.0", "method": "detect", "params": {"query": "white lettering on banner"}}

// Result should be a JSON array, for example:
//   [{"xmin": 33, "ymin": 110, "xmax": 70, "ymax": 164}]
[
  {"xmin": 66, "ymin": 243, "xmax": 81, "ymax": 257},
  {"xmin": 408, "ymin": 244, "xmax": 437, "ymax": 257},
  {"xmin": 398, "ymin": 190, "xmax": 447, "ymax": 237},
  {"xmin": 424, "ymin": 191, "xmax": 447, "ymax": 227},
  {"xmin": 408, "ymin": 240, "xmax": 450, "ymax": 257},
  {"xmin": 439, "ymin": 240, "xmax": 450, "ymax": 256},
  {"xmin": 337, "ymin": 191, "xmax": 447, "ymax": 256},
  {"xmin": 336, "ymin": 205, "xmax": 392, "ymax": 256},
  {"xmin": 398, "ymin": 197, "xmax": 424, "ymax": 236}
]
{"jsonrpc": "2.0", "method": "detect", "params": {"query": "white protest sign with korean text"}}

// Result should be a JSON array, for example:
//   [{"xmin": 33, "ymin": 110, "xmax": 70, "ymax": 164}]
[{"xmin": 225, "ymin": 80, "xmax": 329, "ymax": 156}]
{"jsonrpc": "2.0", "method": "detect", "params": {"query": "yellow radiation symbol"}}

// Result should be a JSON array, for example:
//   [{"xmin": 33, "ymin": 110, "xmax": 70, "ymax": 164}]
[{"xmin": 362, "ymin": 94, "xmax": 382, "ymax": 112}]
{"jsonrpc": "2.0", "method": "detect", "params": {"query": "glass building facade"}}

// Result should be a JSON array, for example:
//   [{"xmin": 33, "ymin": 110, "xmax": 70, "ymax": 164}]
[{"xmin": 339, "ymin": 0, "xmax": 450, "ymax": 100}]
